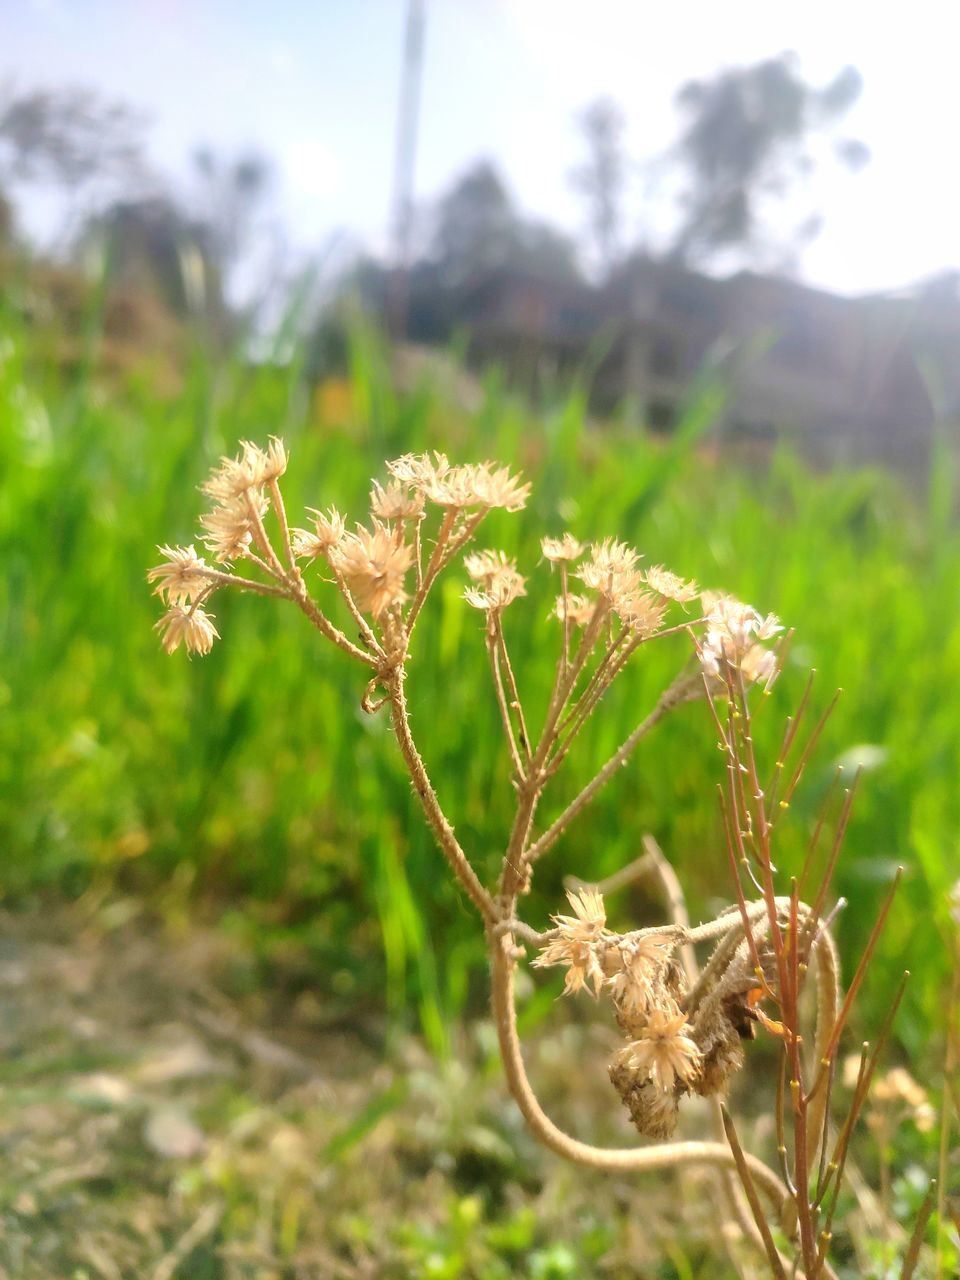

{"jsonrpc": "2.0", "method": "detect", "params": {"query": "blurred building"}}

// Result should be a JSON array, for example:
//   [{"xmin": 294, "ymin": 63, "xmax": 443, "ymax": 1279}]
[{"xmin": 456, "ymin": 257, "xmax": 959, "ymax": 464}]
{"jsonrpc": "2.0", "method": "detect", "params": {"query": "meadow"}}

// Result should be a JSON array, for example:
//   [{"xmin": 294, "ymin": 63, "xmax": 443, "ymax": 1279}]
[{"xmin": 0, "ymin": 289, "xmax": 957, "ymax": 1275}]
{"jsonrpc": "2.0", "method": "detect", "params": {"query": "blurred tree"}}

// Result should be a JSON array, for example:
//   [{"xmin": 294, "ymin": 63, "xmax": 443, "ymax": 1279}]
[
  {"xmin": 190, "ymin": 146, "xmax": 273, "ymax": 286},
  {"xmin": 430, "ymin": 160, "xmax": 580, "ymax": 286},
  {"xmin": 89, "ymin": 196, "xmax": 224, "ymax": 324},
  {"xmin": 570, "ymin": 97, "xmax": 627, "ymax": 277},
  {"xmin": 0, "ymin": 85, "xmax": 149, "ymax": 236},
  {"xmin": 665, "ymin": 54, "xmax": 869, "ymax": 270},
  {"xmin": 330, "ymin": 161, "xmax": 582, "ymax": 361}
]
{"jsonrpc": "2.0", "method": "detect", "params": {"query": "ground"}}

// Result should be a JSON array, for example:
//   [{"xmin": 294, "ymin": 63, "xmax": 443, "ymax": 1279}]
[{"xmin": 0, "ymin": 902, "xmax": 765, "ymax": 1280}]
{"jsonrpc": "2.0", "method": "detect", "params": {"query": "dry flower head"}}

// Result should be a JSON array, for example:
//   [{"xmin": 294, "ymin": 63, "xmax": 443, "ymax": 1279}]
[
  {"xmin": 533, "ymin": 887, "xmax": 608, "ymax": 997},
  {"xmin": 331, "ymin": 524, "xmax": 414, "ymax": 618},
  {"xmin": 370, "ymin": 479, "xmax": 425, "ymax": 522},
  {"xmin": 542, "ymin": 533, "xmax": 585, "ymax": 563},
  {"xmin": 154, "ymin": 604, "xmax": 219, "ymax": 656},
  {"xmin": 700, "ymin": 592, "xmax": 782, "ymax": 686},
  {"xmin": 644, "ymin": 565, "xmax": 699, "ymax": 604},
  {"xmin": 613, "ymin": 1006, "xmax": 703, "ymax": 1093},
  {"xmin": 292, "ymin": 506, "xmax": 346, "ymax": 559},
  {"xmin": 148, "ymin": 544, "xmax": 210, "ymax": 604}
]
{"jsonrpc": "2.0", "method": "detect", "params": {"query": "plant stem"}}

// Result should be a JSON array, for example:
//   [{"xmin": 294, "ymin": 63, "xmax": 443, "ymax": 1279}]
[{"xmin": 387, "ymin": 669, "xmax": 496, "ymax": 923}]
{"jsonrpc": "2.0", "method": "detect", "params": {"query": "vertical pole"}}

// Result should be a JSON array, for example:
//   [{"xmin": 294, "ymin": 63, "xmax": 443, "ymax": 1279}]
[{"xmin": 389, "ymin": 0, "xmax": 426, "ymax": 343}]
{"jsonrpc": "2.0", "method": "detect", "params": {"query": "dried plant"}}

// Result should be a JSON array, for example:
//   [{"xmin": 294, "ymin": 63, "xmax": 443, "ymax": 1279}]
[{"xmin": 149, "ymin": 438, "xmax": 940, "ymax": 1278}]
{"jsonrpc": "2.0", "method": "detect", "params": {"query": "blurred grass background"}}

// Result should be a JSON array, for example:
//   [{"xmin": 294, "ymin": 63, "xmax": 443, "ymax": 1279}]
[{"xmin": 1, "ymin": 282, "xmax": 956, "ymax": 1073}]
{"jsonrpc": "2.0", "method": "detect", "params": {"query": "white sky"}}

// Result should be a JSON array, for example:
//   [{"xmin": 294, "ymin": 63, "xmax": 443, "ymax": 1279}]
[{"xmin": 5, "ymin": 0, "xmax": 958, "ymax": 295}]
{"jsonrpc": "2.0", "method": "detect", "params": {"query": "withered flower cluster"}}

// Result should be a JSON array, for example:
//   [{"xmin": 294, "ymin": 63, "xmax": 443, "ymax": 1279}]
[
  {"xmin": 149, "ymin": 436, "xmax": 915, "ymax": 1280},
  {"xmin": 534, "ymin": 888, "xmax": 785, "ymax": 1140},
  {"xmin": 148, "ymin": 444, "xmax": 531, "ymax": 656}
]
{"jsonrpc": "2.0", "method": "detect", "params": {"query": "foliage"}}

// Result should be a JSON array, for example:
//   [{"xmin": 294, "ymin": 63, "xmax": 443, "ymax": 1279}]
[{"xmin": 0, "ymin": 299, "xmax": 957, "ymax": 1085}]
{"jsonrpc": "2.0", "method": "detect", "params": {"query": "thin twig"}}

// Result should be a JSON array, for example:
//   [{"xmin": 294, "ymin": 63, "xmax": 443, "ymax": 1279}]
[
  {"xmin": 243, "ymin": 487, "xmax": 288, "ymax": 581},
  {"xmin": 195, "ymin": 567, "xmax": 290, "ymax": 599},
  {"xmin": 495, "ymin": 616, "xmax": 531, "ymax": 760},
  {"xmin": 487, "ymin": 624, "xmax": 525, "ymax": 780},
  {"xmin": 289, "ymin": 577, "xmax": 378, "ymax": 667},
  {"xmin": 150, "ymin": 1203, "xmax": 223, "ymax": 1280},
  {"xmin": 388, "ymin": 670, "xmax": 496, "ymax": 923},
  {"xmin": 269, "ymin": 477, "xmax": 295, "ymax": 572},
  {"xmin": 901, "ymin": 1180, "xmax": 938, "ymax": 1280},
  {"xmin": 524, "ymin": 680, "xmax": 686, "ymax": 866},
  {"xmin": 322, "ymin": 555, "xmax": 386, "ymax": 660},
  {"xmin": 720, "ymin": 1104, "xmax": 788, "ymax": 1279}
]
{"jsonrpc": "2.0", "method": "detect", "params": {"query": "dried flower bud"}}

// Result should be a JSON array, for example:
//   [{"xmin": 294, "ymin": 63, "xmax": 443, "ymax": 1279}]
[
  {"xmin": 533, "ymin": 887, "xmax": 608, "ymax": 997},
  {"xmin": 387, "ymin": 453, "xmax": 529, "ymax": 512},
  {"xmin": 578, "ymin": 540, "xmax": 641, "ymax": 608},
  {"xmin": 609, "ymin": 1059, "xmax": 681, "ymax": 1139},
  {"xmin": 552, "ymin": 592, "xmax": 596, "ymax": 627},
  {"xmin": 154, "ymin": 604, "xmax": 219, "ymax": 656},
  {"xmin": 200, "ymin": 490, "xmax": 269, "ymax": 563},
  {"xmin": 541, "ymin": 533, "xmax": 584, "ymax": 563},
  {"xmin": 386, "ymin": 451, "xmax": 450, "ymax": 491},
  {"xmin": 370, "ymin": 479, "xmax": 425, "ymax": 521},
  {"xmin": 464, "ymin": 571, "xmax": 526, "ymax": 612},
  {"xmin": 644, "ymin": 565, "xmax": 699, "ymax": 604},
  {"xmin": 292, "ymin": 507, "xmax": 346, "ymax": 559},
  {"xmin": 612, "ymin": 1007, "xmax": 702, "ymax": 1093},
  {"xmin": 700, "ymin": 593, "xmax": 782, "ymax": 686},
  {"xmin": 607, "ymin": 935, "xmax": 672, "ymax": 1021},
  {"xmin": 463, "ymin": 549, "xmax": 526, "ymax": 611},
  {"xmin": 464, "ymin": 549, "xmax": 514, "ymax": 581},
  {"xmin": 202, "ymin": 437, "xmax": 286, "ymax": 502},
  {"xmin": 331, "ymin": 524, "xmax": 414, "ymax": 619},
  {"xmin": 236, "ymin": 436, "xmax": 286, "ymax": 487},
  {"xmin": 614, "ymin": 589, "xmax": 667, "ymax": 637},
  {"xmin": 148, "ymin": 544, "xmax": 211, "ymax": 604}
]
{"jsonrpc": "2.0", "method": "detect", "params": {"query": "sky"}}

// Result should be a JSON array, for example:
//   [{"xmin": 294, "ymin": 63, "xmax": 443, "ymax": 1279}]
[{"xmin": 4, "ymin": 0, "xmax": 959, "ymax": 296}]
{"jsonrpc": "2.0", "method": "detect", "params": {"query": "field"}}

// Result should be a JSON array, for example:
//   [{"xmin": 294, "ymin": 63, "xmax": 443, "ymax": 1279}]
[{"xmin": 0, "ymin": 293, "xmax": 957, "ymax": 1276}]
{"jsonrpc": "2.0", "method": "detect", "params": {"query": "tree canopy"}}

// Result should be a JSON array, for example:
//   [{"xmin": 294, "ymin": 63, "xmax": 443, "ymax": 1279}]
[{"xmin": 666, "ymin": 54, "xmax": 869, "ymax": 270}]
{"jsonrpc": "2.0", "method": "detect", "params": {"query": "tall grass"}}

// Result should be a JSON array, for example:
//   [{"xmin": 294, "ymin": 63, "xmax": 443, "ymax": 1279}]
[{"xmin": 0, "ymin": 301, "xmax": 955, "ymax": 1062}]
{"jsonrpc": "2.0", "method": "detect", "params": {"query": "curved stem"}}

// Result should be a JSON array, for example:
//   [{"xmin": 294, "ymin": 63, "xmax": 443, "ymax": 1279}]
[
  {"xmin": 489, "ymin": 936, "xmax": 789, "ymax": 1207},
  {"xmin": 289, "ymin": 576, "xmax": 378, "ymax": 667},
  {"xmin": 807, "ymin": 928, "xmax": 841, "ymax": 1172}
]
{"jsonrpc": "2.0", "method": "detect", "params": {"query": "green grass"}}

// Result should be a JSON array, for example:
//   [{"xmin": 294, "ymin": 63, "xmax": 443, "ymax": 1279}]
[{"xmin": 1, "ymin": 294, "xmax": 957, "ymax": 1069}]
